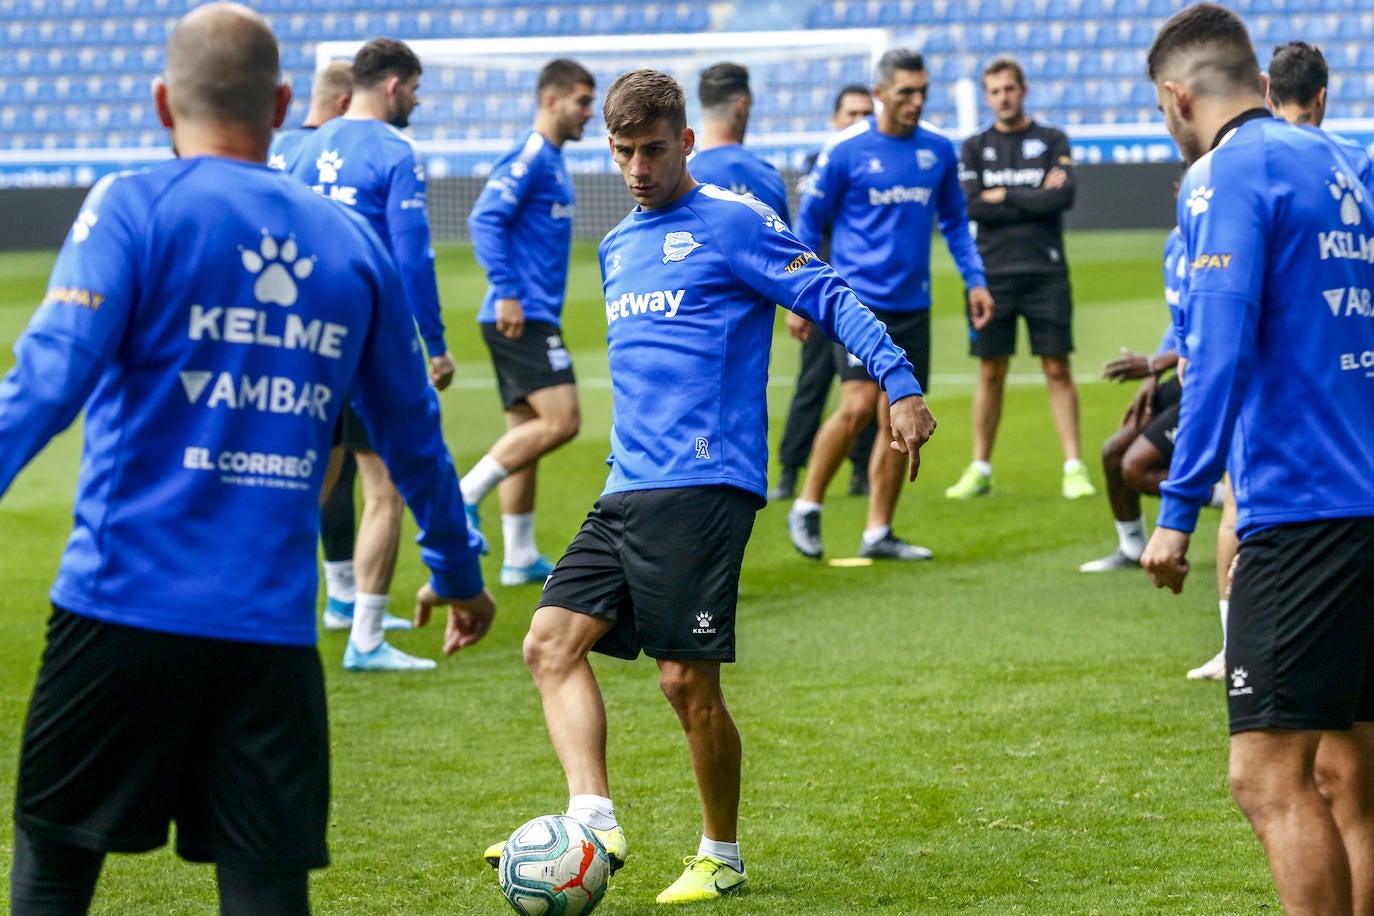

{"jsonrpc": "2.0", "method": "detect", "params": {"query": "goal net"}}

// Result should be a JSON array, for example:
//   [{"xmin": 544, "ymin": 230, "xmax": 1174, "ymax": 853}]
[{"xmin": 314, "ymin": 30, "xmax": 892, "ymax": 240}]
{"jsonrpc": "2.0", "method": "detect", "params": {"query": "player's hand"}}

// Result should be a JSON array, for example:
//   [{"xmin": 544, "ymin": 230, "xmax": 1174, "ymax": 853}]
[
  {"xmin": 1103, "ymin": 347, "xmax": 1153, "ymax": 381},
  {"xmin": 1141, "ymin": 527, "xmax": 1191, "ymax": 594},
  {"xmin": 968, "ymin": 287, "xmax": 995, "ymax": 331},
  {"xmin": 1121, "ymin": 375, "xmax": 1157, "ymax": 431},
  {"xmin": 1042, "ymin": 167, "xmax": 1069, "ymax": 190},
  {"xmin": 888, "ymin": 394, "xmax": 937, "ymax": 482},
  {"xmin": 429, "ymin": 352, "xmax": 456, "ymax": 391},
  {"xmin": 414, "ymin": 583, "xmax": 497, "ymax": 655},
  {"xmin": 980, "ymin": 187, "xmax": 1007, "ymax": 204},
  {"xmin": 786, "ymin": 311, "xmax": 813, "ymax": 342},
  {"xmin": 496, "ymin": 297, "xmax": 525, "ymax": 339}
]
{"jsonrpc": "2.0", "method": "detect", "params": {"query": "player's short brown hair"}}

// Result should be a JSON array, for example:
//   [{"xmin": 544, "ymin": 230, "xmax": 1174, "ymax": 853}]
[{"xmin": 603, "ymin": 69, "xmax": 686, "ymax": 135}]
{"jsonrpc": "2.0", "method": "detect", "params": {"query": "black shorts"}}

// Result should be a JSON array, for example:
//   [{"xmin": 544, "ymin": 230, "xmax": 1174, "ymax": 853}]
[
  {"xmin": 1139, "ymin": 378, "xmax": 1182, "ymax": 461},
  {"xmin": 16, "ymin": 607, "xmax": 330, "ymax": 873},
  {"xmin": 834, "ymin": 308, "xmax": 931, "ymax": 389},
  {"xmin": 1226, "ymin": 516, "xmax": 1374, "ymax": 734},
  {"xmin": 481, "ymin": 320, "xmax": 576, "ymax": 410},
  {"xmin": 969, "ymin": 273, "xmax": 1074, "ymax": 359},
  {"xmin": 333, "ymin": 402, "xmax": 372, "ymax": 451},
  {"xmin": 538, "ymin": 486, "xmax": 758, "ymax": 662}
]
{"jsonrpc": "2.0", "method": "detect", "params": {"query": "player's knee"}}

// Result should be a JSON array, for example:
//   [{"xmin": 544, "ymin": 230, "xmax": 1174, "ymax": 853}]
[
  {"xmin": 1042, "ymin": 358, "xmax": 1073, "ymax": 385},
  {"xmin": 547, "ymin": 410, "xmax": 580, "ymax": 447},
  {"xmin": 657, "ymin": 664, "xmax": 719, "ymax": 716},
  {"xmin": 1121, "ymin": 447, "xmax": 1161, "ymax": 494}
]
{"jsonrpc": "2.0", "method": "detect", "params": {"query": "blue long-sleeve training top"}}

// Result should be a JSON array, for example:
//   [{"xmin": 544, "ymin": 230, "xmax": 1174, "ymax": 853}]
[
  {"xmin": 1158, "ymin": 116, "xmax": 1374, "ymax": 537},
  {"xmin": 797, "ymin": 116, "xmax": 986, "ymax": 312},
  {"xmin": 0, "ymin": 157, "xmax": 483, "ymax": 646}
]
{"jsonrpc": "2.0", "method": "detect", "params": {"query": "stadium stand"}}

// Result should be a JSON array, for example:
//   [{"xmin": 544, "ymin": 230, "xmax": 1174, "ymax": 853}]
[{"xmin": 0, "ymin": 0, "xmax": 1371, "ymax": 154}]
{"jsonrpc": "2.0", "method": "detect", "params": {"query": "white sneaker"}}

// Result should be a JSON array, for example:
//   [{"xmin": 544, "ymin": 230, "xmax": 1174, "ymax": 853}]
[
  {"xmin": 1186, "ymin": 649, "xmax": 1226, "ymax": 681},
  {"xmin": 343, "ymin": 639, "xmax": 436, "ymax": 671},
  {"xmin": 1079, "ymin": 550, "xmax": 1140, "ymax": 573}
]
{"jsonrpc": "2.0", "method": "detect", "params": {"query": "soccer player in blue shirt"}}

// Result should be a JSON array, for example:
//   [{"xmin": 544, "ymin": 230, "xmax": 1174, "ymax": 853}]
[
  {"xmin": 0, "ymin": 6, "xmax": 494, "ymax": 913},
  {"xmin": 688, "ymin": 62, "xmax": 791, "ymax": 222},
  {"xmin": 267, "ymin": 59, "xmax": 352, "ymax": 173},
  {"xmin": 462, "ymin": 59, "xmax": 595, "ymax": 587},
  {"xmin": 290, "ymin": 38, "xmax": 456, "ymax": 670},
  {"xmin": 481, "ymin": 68, "xmax": 935, "ymax": 904},
  {"xmin": 789, "ymin": 49, "xmax": 994, "ymax": 560},
  {"xmin": 1140, "ymin": 6, "xmax": 1374, "ymax": 911}
]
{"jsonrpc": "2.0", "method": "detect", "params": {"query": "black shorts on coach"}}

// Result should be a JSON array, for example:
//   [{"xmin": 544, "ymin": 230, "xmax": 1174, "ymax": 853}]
[
  {"xmin": 834, "ymin": 307, "xmax": 931, "ymax": 389},
  {"xmin": 969, "ymin": 272, "xmax": 1074, "ymax": 359},
  {"xmin": 539, "ymin": 486, "xmax": 758, "ymax": 662},
  {"xmin": 481, "ymin": 319, "xmax": 576, "ymax": 410},
  {"xmin": 1226, "ymin": 515, "xmax": 1374, "ymax": 734},
  {"xmin": 16, "ymin": 607, "xmax": 330, "ymax": 873}
]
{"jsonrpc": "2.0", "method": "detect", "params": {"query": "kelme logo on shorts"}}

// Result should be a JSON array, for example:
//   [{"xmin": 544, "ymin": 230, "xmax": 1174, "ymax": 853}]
[{"xmin": 692, "ymin": 612, "xmax": 717, "ymax": 635}]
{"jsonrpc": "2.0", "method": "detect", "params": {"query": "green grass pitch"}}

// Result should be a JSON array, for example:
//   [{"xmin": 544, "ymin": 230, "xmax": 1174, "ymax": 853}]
[{"xmin": 0, "ymin": 231, "xmax": 1278, "ymax": 913}]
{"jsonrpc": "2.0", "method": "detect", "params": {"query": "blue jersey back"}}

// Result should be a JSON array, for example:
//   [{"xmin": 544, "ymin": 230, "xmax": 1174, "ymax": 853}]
[
  {"xmin": 0, "ymin": 157, "xmax": 482, "ymax": 645},
  {"xmin": 267, "ymin": 125, "xmax": 316, "ymax": 173},
  {"xmin": 1158, "ymin": 117, "xmax": 1374, "ymax": 537},
  {"xmin": 797, "ymin": 117, "xmax": 986, "ymax": 311},
  {"xmin": 598, "ymin": 184, "xmax": 919, "ymax": 501},
  {"xmin": 689, "ymin": 145, "xmax": 791, "ymax": 226},
  {"xmin": 1158, "ymin": 226, "xmax": 1186, "ymax": 356},
  {"xmin": 288, "ymin": 117, "xmax": 447, "ymax": 356},
  {"xmin": 468, "ymin": 130, "xmax": 575, "ymax": 325}
]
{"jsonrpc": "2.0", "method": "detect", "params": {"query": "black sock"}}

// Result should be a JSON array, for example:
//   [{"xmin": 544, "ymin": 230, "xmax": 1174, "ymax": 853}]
[{"xmin": 216, "ymin": 864, "xmax": 310, "ymax": 916}]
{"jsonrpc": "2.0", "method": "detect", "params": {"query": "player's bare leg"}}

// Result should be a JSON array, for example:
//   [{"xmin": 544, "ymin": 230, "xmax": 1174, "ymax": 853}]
[
  {"xmin": 972, "ymin": 356, "xmax": 1009, "ymax": 464},
  {"xmin": 488, "ymin": 384, "xmax": 580, "ymax": 479},
  {"xmin": 524, "ymin": 606, "xmax": 616, "ymax": 799},
  {"xmin": 353, "ymin": 450, "xmax": 403, "ymax": 596},
  {"xmin": 658, "ymin": 659, "xmax": 740, "ymax": 844},
  {"xmin": 1314, "ymin": 725, "xmax": 1374, "ymax": 916},
  {"xmin": 1045, "ymin": 355, "xmax": 1094, "ymax": 498},
  {"xmin": 1230, "ymin": 728, "xmax": 1355, "ymax": 914},
  {"xmin": 1188, "ymin": 478, "xmax": 1235, "ymax": 680},
  {"xmin": 799, "ymin": 380, "xmax": 877, "ymax": 505}
]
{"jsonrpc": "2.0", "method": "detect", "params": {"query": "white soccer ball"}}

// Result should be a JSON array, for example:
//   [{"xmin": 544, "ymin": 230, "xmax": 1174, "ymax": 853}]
[{"xmin": 498, "ymin": 815, "xmax": 610, "ymax": 915}]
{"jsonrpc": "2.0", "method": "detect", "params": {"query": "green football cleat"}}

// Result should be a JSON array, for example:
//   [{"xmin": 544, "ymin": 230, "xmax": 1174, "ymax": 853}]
[
  {"xmin": 485, "ymin": 824, "xmax": 628, "ymax": 875},
  {"xmin": 656, "ymin": 855, "xmax": 747, "ymax": 904},
  {"xmin": 945, "ymin": 463, "xmax": 992, "ymax": 500},
  {"xmin": 1062, "ymin": 464, "xmax": 1097, "ymax": 500}
]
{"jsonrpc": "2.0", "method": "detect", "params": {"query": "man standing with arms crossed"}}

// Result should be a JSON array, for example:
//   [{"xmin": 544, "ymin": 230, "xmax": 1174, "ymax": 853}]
[
  {"xmin": 291, "ymin": 38, "xmax": 457, "ymax": 670},
  {"xmin": 483, "ymin": 68, "xmax": 934, "ymax": 903},
  {"xmin": 789, "ymin": 49, "xmax": 992, "ymax": 560},
  {"xmin": 772, "ymin": 84, "xmax": 876, "ymax": 502},
  {"xmin": 1141, "ymin": 5, "xmax": 1374, "ymax": 912},
  {"xmin": 945, "ymin": 56, "xmax": 1093, "ymax": 502},
  {"xmin": 463, "ymin": 59, "xmax": 595, "ymax": 586},
  {"xmin": 0, "ymin": 6, "xmax": 493, "ymax": 911}
]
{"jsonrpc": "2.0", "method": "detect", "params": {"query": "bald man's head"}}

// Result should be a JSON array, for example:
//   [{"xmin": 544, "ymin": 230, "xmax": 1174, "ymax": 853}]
[{"xmin": 164, "ymin": 2, "xmax": 280, "ymax": 132}]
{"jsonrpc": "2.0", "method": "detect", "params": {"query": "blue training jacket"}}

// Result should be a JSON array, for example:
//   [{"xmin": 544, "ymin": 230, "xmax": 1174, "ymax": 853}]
[
  {"xmin": 598, "ymin": 183, "xmax": 920, "ymax": 502},
  {"xmin": 0, "ymin": 157, "xmax": 483, "ymax": 646},
  {"xmin": 1158, "ymin": 116, "xmax": 1374, "ymax": 537},
  {"xmin": 689, "ymin": 144, "xmax": 792, "ymax": 227},
  {"xmin": 289, "ymin": 117, "xmax": 448, "ymax": 357},
  {"xmin": 796, "ymin": 116, "xmax": 986, "ymax": 312},
  {"xmin": 468, "ymin": 129, "xmax": 576, "ymax": 326}
]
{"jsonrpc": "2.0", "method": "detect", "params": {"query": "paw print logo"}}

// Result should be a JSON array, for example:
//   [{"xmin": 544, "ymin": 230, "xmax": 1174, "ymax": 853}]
[
  {"xmin": 1230, "ymin": 667, "xmax": 1248, "ymax": 689},
  {"xmin": 1187, "ymin": 185, "xmax": 1213, "ymax": 216},
  {"xmin": 71, "ymin": 209, "xmax": 98, "ymax": 243},
  {"xmin": 1327, "ymin": 169, "xmax": 1365, "ymax": 226},
  {"xmin": 762, "ymin": 213, "xmax": 787, "ymax": 233},
  {"xmin": 696, "ymin": 612, "xmax": 712, "ymax": 628},
  {"xmin": 241, "ymin": 231, "xmax": 315, "ymax": 307},
  {"xmin": 316, "ymin": 149, "xmax": 344, "ymax": 184}
]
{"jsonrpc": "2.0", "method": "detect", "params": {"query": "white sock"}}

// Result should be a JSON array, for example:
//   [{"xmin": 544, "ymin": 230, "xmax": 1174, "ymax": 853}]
[
  {"xmin": 350, "ymin": 593, "xmax": 389, "ymax": 653},
  {"xmin": 460, "ymin": 455, "xmax": 509, "ymax": 506},
  {"xmin": 1064, "ymin": 458, "xmax": 1086, "ymax": 474},
  {"xmin": 1219, "ymin": 599, "xmax": 1229, "ymax": 650},
  {"xmin": 323, "ymin": 560, "xmax": 356, "ymax": 604},
  {"xmin": 698, "ymin": 836, "xmax": 743, "ymax": 872},
  {"xmin": 1208, "ymin": 482, "xmax": 1227, "ymax": 508},
  {"xmin": 502, "ymin": 512, "xmax": 539, "ymax": 568},
  {"xmin": 1115, "ymin": 518, "xmax": 1147, "ymax": 561},
  {"xmin": 862, "ymin": 525, "xmax": 891, "ymax": 546},
  {"xmin": 791, "ymin": 498, "xmax": 822, "ymax": 515},
  {"xmin": 972, "ymin": 460, "xmax": 992, "ymax": 477},
  {"xmin": 566, "ymin": 794, "xmax": 617, "ymax": 832}
]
